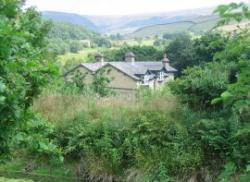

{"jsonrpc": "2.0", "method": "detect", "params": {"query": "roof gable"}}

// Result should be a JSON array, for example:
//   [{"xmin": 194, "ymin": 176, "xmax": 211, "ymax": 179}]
[
  {"xmin": 64, "ymin": 61, "xmax": 177, "ymax": 79},
  {"xmin": 103, "ymin": 63, "xmax": 141, "ymax": 81}
]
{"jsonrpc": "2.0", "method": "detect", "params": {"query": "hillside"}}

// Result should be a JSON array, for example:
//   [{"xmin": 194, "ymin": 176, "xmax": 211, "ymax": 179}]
[
  {"xmin": 46, "ymin": 21, "xmax": 110, "ymax": 56},
  {"xmin": 129, "ymin": 15, "xmax": 219, "ymax": 38},
  {"xmin": 43, "ymin": 11, "xmax": 99, "ymax": 31},
  {"xmin": 47, "ymin": 21, "xmax": 100, "ymax": 40},
  {"xmin": 42, "ymin": 7, "xmax": 216, "ymax": 34}
]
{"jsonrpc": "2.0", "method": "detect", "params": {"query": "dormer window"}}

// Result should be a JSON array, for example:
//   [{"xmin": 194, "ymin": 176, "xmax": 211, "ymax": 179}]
[
  {"xmin": 141, "ymin": 74, "xmax": 149, "ymax": 85},
  {"xmin": 158, "ymin": 71, "xmax": 164, "ymax": 81}
]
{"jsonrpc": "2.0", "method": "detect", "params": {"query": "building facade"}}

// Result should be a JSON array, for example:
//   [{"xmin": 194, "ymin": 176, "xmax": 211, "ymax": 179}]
[{"xmin": 64, "ymin": 52, "xmax": 177, "ymax": 92}]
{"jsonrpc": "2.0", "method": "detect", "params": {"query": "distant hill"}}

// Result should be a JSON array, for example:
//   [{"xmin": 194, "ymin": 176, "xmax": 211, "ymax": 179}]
[
  {"xmin": 43, "ymin": 11, "xmax": 99, "ymax": 31},
  {"xmin": 129, "ymin": 15, "xmax": 219, "ymax": 38},
  {"xmin": 47, "ymin": 21, "xmax": 101, "ymax": 41},
  {"xmin": 42, "ymin": 7, "xmax": 218, "ymax": 36}
]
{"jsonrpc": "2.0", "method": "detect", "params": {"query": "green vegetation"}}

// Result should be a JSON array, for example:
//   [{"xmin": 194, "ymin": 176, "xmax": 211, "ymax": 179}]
[
  {"xmin": 130, "ymin": 21, "xmax": 194, "ymax": 38},
  {"xmin": 0, "ymin": 1, "xmax": 249, "ymax": 181},
  {"xmin": 166, "ymin": 32, "xmax": 228, "ymax": 76},
  {"xmin": 128, "ymin": 15, "xmax": 221, "ymax": 38},
  {"xmin": 47, "ymin": 21, "xmax": 111, "ymax": 56},
  {"xmin": 0, "ymin": 0, "xmax": 61, "ymax": 162},
  {"xmin": 47, "ymin": 21, "xmax": 99, "ymax": 41},
  {"xmin": 102, "ymin": 45, "xmax": 163, "ymax": 62},
  {"xmin": 0, "ymin": 178, "xmax": 32, "ymax": 182}
]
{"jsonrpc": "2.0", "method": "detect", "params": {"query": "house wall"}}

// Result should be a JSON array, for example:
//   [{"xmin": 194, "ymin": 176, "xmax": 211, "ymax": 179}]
[
  {"xmin": 64, "ymin": 66, "xmax": 93, "ymax": 84},
  {"xmin": 148, "ymin": 79, "xmax": 155, "ymax": 90},
  {"xmin": 105, "ymin": 66, "xmax": 138, "ymax": 90},
  {"xmin": 64, "ymin": 65, "xmax": 175, "ymax": 92},
  {"xmin": 153, "ymin": 73, "xmax": 175, "ymax": 90},
  {"xmin": 165, "ymin": 73, "xmax": 175, "ymax": 82}
]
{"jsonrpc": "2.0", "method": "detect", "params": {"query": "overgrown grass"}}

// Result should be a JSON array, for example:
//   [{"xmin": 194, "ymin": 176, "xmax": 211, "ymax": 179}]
[
  {"xmin": 32, "ymin": 87, "xmax": 177, "ymax": 125},
  {"xmin": 30, "ymin": 87, "xmax": 202, "ymax": 181}
]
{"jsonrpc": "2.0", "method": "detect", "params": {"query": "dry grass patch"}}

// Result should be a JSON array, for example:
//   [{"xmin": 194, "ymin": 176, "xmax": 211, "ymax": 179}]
[{"xmin": 32, "ymin": 90, "xmax": 177, "ymax": 124}]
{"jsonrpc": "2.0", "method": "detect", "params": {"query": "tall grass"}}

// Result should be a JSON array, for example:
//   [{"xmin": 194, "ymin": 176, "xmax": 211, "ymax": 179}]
[
  {"xmin": 30, "ymin": 87, "xmax": 202, "ymax": 181},
  {"xmin": 32, "ymin": 88, "xmax": 177, "ymax": 126}
]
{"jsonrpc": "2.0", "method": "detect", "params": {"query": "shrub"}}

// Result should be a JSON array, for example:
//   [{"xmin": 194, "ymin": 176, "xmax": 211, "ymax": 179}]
[
  {"xmin": 169, "ymin": 62, "xmax": 234, "ymax": 111},
  {"xmin": 0, "ymin": 1, "xmax": 57, "ymax": 157},
  {"xmin": 11, "ymin": 111, "xmax": 63, "ymax": 164},
  {"xmin": 55, "ymin": 107, "xmax": 201, "ymax": 180}
]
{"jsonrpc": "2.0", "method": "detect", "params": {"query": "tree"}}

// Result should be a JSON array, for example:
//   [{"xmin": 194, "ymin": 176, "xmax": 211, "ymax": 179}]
[
  {"xmin": 69, "ymin": 40, "xmax": 83, "ymax": 53},
  {"xmin": 94, "ymin": 37, "xmax": 112, "ymax": 48},
  {"xmin": 166, "ymin": 32, "xmax": 228, "ymax": 76},
  {"xmin": 166, "ymin": 33, "xmax": 196, "ymax": 76},
  {"xmin": 92, "ymin": 68, "xmax": 112, "ymax": 97},
  {"xmin": 153, "ymin": 39, "xmax": 161, "ymax": 47},
  {"xmin": 103, "ymin": 45, "xmax": 162, "ymax": 62},
  {"xmin": 214, "ymin": 2, "xmax": 250, "ymax": 29},
  {"xmin": 0, "ymin": 0, "xmax": 57, "ymax": 157},
  {"xmin": 163, "ymin": 32, "xmax": 184, "ymax": 40},
  {"xmin": 169, "ymin": 62, "xmax": 233, "ymax": 111},
  {"xmin": 47, "ymin": 21, "xmax": 100, "ymax": 41},
  {"xmin": 168, "ymin": 3, "xmax": 250, "ymax": 177},
  {"xmin": 194, "ymin": 32, "xmax": 228, "ymax": 63}
]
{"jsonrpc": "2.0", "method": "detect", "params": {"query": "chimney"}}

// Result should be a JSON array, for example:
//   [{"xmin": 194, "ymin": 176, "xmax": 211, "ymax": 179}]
[
  {"xmin": 95, "ymin": 53, "xmax": 104, "ymax": 65},
  {"xmin": 162, "ymin": 53, "xmax": 170, "ymax": 68},
  {"xmin": 125, "ymin": 52, "xmax": 135, "ymax": 65}
]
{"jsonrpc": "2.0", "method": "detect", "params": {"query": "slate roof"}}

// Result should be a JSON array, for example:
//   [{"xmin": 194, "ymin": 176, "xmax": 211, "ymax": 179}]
[
  {"xmin": 77, "ymin": 61, "xmax": 177, "ymax": 81},
  {"xmin": 135, "ymin": 62, "xmax": 177, "ymax": 72},
  {"xmin": 108, "ymin": 62, "xmax": 146, "ymax": 80},
  {"xmin": 80, "ymin": 62, "xmax": 108, "ymax": 72}
]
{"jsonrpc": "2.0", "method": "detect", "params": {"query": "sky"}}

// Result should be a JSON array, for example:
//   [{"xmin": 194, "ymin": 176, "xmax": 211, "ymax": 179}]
[{"xmin": 25, "ymin": 0, "xmax": 249, "ymax": 16}]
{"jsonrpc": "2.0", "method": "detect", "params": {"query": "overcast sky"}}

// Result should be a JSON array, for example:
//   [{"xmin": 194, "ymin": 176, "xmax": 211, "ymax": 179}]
[{"xmin": 25, "ymin": 0, "xmax": 248, "ymax": 15}]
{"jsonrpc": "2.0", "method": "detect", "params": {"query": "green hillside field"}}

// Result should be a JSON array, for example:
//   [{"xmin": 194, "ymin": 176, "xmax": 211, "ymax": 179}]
[{"xmin": 129, "ymin": 15, "xmax": 220, "ymax": 38}]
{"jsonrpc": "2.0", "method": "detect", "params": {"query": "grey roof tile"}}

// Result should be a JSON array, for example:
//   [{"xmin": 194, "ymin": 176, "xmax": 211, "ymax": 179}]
[
  {"xmin": 80, "ymin": 62, "xmax": 108, "ymax": 72},
  {"xmin": 77, "ymin": 61, "xmax": 177, "ymax": 80}
]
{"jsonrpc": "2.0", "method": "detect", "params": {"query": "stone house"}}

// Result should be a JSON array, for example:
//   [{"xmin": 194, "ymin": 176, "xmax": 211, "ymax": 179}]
[{"xmin": 64, "ymin": 52, "xmax": 177, "ymax": 92}]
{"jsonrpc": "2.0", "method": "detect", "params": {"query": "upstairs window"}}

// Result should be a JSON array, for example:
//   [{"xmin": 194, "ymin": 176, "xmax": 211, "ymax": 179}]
[
  {"xmin": 159, "ymin": 71, "xmax": 164, "ymax": 81},
  {"xmin": 142, "ymin": 75, "xmax": 149, "ymax": 85}
]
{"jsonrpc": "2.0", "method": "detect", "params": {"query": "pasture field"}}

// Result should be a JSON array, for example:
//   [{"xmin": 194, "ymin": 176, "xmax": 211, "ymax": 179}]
[{"xmin": 130, "ymin": 21, "xmax": 194, "ymax": 38}]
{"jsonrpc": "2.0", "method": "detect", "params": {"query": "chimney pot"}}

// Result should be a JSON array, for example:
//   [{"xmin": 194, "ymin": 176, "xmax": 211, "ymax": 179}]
[
  {"xmin": 95, "ymin": 53, "xmax": 104, "ymax": 65},
  {"xmin": 125, "ymin": 52, "xmax": 135, "ymax": 64},
  {"xmin": 162, "ymin": 53, "xmax": 170, "ymax": 67}
]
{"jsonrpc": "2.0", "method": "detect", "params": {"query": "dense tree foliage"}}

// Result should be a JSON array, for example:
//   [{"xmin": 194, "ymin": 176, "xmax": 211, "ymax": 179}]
[
  {"xmin": 169, "ymin": 62, "xmax": 234, "ymax": 111},
  {"xmin": 103, "ymin": 45, "xmax": 163, "ymax": 61},
  {"xmin": 0, "ymin": 0, "xmax": 61, "ymax": 161},
  {"xmin": 166, "ymin": 33, "xmax": 196, "ymax": 75},
  {"xmin": 163, "ymin": 32, "xmax": 185, "ymax": 40},
  {"xmin": 169, "ymin": 3, "xmax": 250, "ymax": 180},
  {"xmin": 47, "ymin": 21, "xmax": 111, "ymax": 55},
  {"xmin": 166, "ymin": 32, "xmax": 228, "ymax": 76},
  {"xmin": 194, "ymin": 32, "xmax": 228, "ymax": 63},
  {"xmin": 47, "ymin": 21, "xmax": 100, "ymax": 40}
]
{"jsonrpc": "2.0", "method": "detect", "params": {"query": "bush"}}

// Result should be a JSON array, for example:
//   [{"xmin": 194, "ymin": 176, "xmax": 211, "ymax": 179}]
[
  {"xmin": 11, "ymin": 111, "xmax": 63, "ymax": 165},
  {"xmin": 169, "ymin": 62, "xmax": 234, "ymax": 111},
  {"xmin": 54, "ymin": 106, "xmax": 201, "ymax": 179},
  {"xmin": 0, "ymin": 1, "xmax": 57, "ymax": 158}
]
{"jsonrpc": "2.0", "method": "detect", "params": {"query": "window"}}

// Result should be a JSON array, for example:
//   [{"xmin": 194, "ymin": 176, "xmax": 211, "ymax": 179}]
[
  {"xmin": 159, "ymin": 71, "xmax": 164, "ymax": 81},
  {"xmin": 142, "ymin": 75, "xmax": 149, "ymax": 85}
]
